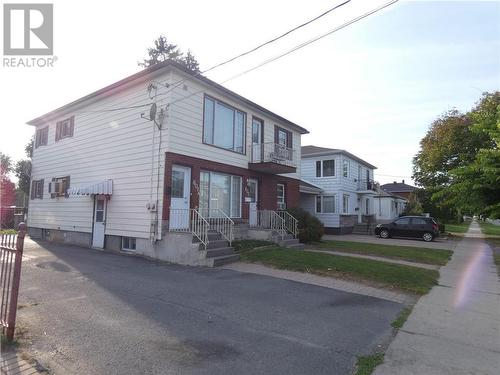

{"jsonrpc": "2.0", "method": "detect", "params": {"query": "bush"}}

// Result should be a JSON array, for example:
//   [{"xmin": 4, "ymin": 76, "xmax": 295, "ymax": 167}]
[
  {"xmin": 286, "ymin": 207, "xmax": 324, "ymax": 243},
  {"xmin": 438, "ymin": 223, "xmax": 445, "ymax": 233}
]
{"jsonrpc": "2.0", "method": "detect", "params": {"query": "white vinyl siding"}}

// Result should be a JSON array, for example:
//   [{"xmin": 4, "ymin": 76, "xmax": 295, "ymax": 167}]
[{"xmin": 28, "ymin": 67, "xmax": 303, "ymax": 239}]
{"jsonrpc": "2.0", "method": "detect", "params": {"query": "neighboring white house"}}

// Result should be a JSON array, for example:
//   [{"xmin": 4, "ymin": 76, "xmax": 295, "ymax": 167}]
[
  {"xmin": 299, "ymin": 146, "xmax": 377, "ymax": 234},
  {"xmin": 373, "ymin": 187, "xmax": 407, "ymax": 223},
  {"xmin": 27, "ymin": 60, "xmax": 308, "ymax": 266}
]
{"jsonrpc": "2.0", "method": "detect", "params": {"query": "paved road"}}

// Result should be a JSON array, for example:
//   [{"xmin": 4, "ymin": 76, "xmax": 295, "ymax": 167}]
[
  {"xmin": 18, "ymin": 239, "xmax": 402, "ymax": 375},
  {"xmin": 323, "ymin": 234, "xmax": 456, "ymax": 250},
  {"xmin": 374, "ymin": 221, "xmax": 500, "ymax": 375}
]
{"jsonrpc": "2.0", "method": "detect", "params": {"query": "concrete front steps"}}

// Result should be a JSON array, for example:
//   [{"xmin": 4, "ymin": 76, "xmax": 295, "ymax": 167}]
[
  {"xmin": 352, "ymin": 223, "xmax": 377, "ymax": 235},
  {"xmin": 275, "ymin": 233, "xmax": 305, "ymax": 250},
  {"xmin": 195, "ymin": 231, "xmax": 240, "ymax": 267}
]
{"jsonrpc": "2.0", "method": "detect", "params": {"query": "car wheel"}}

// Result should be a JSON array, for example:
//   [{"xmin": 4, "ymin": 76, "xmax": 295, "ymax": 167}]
[
  {"xmin": 422, "ymin": 232, "xmax": 433, "ymax": 242},
  {"xmin": 380, "ymin": 229, "xmax": 390, "ymax": 239}
]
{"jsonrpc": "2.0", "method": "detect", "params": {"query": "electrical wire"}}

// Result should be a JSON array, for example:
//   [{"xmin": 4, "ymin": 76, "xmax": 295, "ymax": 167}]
[
  {"xmin": 77, "ymin": 1, "xmax": 352, "ymax": 114},
  {"xmin": 168, "ymin": 0, "xmax": 399, "ymax": 108},
  {"xmin": 76, "ymin": 0, "xmax": 397, "ymax": 115}
]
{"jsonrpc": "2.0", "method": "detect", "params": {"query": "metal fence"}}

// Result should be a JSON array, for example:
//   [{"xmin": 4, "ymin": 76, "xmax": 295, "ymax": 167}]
[{"xmin": 0, "ymin": 223, "xmax": 26, "ymax": 341}]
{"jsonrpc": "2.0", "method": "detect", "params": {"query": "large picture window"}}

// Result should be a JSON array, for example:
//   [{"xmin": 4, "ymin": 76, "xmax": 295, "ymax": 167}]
[
  {"xmin": 199, "ymin": 171, "xmax": 242, "ymax": 218},
  {"xmin": 316, "ymin": 195, "xmax": 336, "ymax": 213},
  {"xmin": 203, "ymin": 96, "xmax": 246, "ymax": 154}
]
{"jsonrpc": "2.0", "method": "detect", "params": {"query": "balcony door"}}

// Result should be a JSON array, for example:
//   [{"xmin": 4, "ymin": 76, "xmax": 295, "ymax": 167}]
[{"xmin": 251, "ymin": 118, "xmax": 263, "ymax": 162}]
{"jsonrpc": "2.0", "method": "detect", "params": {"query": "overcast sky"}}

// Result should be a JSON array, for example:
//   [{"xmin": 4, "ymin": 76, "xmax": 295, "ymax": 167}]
[{"xmin": 1, "ymin": 0, "xmax": 499, "ymax": 184}]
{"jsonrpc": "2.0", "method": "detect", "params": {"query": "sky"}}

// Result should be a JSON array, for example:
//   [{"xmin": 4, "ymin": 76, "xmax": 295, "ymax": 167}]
[{"xmin": 0, "ymin": 0, "xmax": 499, "ymax": 185}]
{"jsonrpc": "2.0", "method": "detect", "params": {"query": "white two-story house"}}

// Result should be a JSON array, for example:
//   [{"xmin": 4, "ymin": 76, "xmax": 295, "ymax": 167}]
[
  {"xmin": 299, "ymin": 146, "xmax": 377, "ymax": 234},
  {"xmin": 27, "ymin": 60, "xmax": 308, "ymax": 265}
]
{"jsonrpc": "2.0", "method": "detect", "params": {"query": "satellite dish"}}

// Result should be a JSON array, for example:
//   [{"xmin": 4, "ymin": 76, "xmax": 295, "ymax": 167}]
[{"xmin": 149, "ymin": 103, "xmax": 157, "ymax": 121}]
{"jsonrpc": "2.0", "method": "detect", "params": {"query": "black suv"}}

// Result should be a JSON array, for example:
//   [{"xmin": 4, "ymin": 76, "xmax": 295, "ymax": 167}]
[{"xmin": 374, "ymin": 216, "xmax": 440, "ymax": 242}]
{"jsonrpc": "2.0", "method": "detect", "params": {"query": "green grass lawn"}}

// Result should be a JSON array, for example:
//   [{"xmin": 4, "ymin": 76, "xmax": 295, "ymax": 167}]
[
  {"xmin": 479, "ymin": 222, "xmax": 500, "ymax": 236},
  {"xmin": 354, "ymin": 353, "xmax": 385, "ymax": 375},
  {"xmin": 444, "ymin": 222, "xmax": 470, "ymax": 233},
  {"xmin": 315, "ymin": 240, "xmax": 452, "ymax": 266},
  {"xmin": 241, "ymin": 247, "xmax": 439, "ymax": 295}
]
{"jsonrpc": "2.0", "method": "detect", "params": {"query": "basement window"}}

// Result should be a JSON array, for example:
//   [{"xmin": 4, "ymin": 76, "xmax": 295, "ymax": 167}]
[{"xmin": 122, "ymin": 237, "xmax": 136, "ymax": 251}]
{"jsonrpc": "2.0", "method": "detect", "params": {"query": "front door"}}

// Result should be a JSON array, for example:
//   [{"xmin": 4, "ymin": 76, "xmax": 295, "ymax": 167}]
[
  {"xmin": 248, "ymin": 178, "xmax": 258, "ymax": 226},
  {"xmin": 169, "ymin": 165, "xmax": 191, "ymax": 230},
  {"xmin": 92, "ymin": 196, "xmax": 106, "ymax": 248}
]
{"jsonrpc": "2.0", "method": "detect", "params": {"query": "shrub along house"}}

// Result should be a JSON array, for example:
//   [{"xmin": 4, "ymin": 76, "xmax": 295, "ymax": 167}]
[{"xmin": 27, "ymin": 60, "xmax": 308, "ymax": 266}]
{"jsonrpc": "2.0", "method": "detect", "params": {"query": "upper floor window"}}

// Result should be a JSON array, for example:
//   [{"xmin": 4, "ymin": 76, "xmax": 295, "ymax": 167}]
[
  {"xmin": 49, "ymin": 176, "xmax": 70, "ymax": 198},
  {"xmin": 55, "ymin": 116, "xmax": 74, "ymax": 141},
  {"xmin": 30, "ymin": 179, "xmax": 44, "ymax": 199},
  {"xmin": 35, "ymin": 126, "xmax": 48, "ymax": 148},
  {"xmin": 203, "ymin": 96, "xmax": 245, "ymax": 154},
  {"xmin": 343, "ymin": 160, "xmax": 349, "ymax": 178},
  {"xmin": 275, "ymin": 126, "xmax": 292, "ymax": 148},
  {"xmin": 316, "ymin": 159, "xmax": 335, "ymax": 177}
]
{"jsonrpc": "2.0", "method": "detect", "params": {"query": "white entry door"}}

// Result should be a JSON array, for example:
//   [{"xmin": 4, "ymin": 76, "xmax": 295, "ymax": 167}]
[
  {"xmin": 92, "ymin": 196, "xmax": 106, "ymax": 248},
  {"xmin": 248, "ymin": 178, "xmax": 258, "ymax": 226},
  {"xmin": 169, "ymin": 165, "xmax": 191, "ymax": 230}
]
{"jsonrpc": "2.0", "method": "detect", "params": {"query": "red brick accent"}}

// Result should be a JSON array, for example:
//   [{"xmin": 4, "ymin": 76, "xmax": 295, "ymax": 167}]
[{"xmin": 163, "ymin": 152, "xmax": 300, "ymax": 221}]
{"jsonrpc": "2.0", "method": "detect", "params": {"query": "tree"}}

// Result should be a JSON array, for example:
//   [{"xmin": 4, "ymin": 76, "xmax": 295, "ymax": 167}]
[
  {"xmin": 446, "ymin": 92, "xmax": 500, "ymax": 218},
  {"xmin": 138, "ymin": 35, "xmax": 200, "ymax": 72},
  {"xmin": 14, "ymin": 138, "xmax": 33, "ymax": 209},
  {"xmin": 0, "ymin": 152, "xmax": 15, "ymax": 229},
  {"xmin": 0, "ymin": 152, "xmax": 12, "ymax": 176},
  {"xmin": 412, "ymin": 91, "xmax": 500, "ymax": 220},
  {"xmin": 402, "ymin": 192, "xmax": 423, "ymax": 216}
]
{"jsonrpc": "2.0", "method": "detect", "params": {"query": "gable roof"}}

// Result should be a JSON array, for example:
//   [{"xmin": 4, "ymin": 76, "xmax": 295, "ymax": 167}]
[
  {"xmin": 301, "ymin": 145, "xmax": 377, "ymax": 169},
  {"xmin": 26, "ymin": 60, "xmax": 309, "ymax": 134},
  {"xmin": 381, "ymin": 182, "xmax": 416, "ymax": 193}
]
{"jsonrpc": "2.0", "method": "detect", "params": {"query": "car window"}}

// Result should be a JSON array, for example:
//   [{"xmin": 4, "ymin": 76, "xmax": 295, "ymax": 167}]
[
  {"xmin": 395, "ymin": 218, "xmax": 410, "ymax": 225},
  {"xmin": 412, "ymin": 218, "xmax": 427, "ymax": 225}
]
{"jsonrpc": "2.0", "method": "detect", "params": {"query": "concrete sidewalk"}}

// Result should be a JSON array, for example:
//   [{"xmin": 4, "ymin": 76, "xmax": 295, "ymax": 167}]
[{"xmin": 374, "ymin": 221, "xmax": 500, "ymax": 375}]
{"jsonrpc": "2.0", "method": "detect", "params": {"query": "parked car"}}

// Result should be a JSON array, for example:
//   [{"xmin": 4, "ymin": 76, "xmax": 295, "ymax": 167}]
[{"xmin": 374, "ymin": 216, "xmax": 440, "ymax": 242}]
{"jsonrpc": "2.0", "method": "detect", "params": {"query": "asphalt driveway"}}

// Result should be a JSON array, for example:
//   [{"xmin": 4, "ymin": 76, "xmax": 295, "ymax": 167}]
[{"xmin": 17, "ymin": 239, "xmax": 402, "ymax": 375}]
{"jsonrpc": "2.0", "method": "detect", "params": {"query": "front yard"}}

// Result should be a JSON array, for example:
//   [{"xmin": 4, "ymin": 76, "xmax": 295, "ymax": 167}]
[
  {"xmin": 313, "ymin": 240, "xmax": 452, "ymax": 266},
  {"xmin": 444, "ymin": 222, "xmax": 471, "ymax": 233},
  {"xmin": 240, "ymin": 247, "xmax": 439, "ymax": 295},
  {"xmin": 479, "ymin": 222, "xmax": 500, "ymax": 236}
]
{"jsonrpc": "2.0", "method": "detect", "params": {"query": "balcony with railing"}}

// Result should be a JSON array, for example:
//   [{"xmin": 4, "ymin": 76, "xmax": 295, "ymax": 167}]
[
  {"xmin": 357, "ymin": 179, "xmax": 377, "ymax": 193},
  {"xmin": 248, "ymin": 142, "xmax": 297, "ymax": 174}
]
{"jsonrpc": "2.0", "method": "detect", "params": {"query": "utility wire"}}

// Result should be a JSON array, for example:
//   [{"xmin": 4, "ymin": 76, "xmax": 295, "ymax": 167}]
[
  {"xmin": 76, "ymin": 1, "xmax": 351, "ymax": 115},
  {"xmin": 168, "ymin": 0, "xmax": 399, "ymax": 108},
  {"xmin": 198, "ymin": 0, "xmax": 351, "ymax": 76},
  {"xmin": 78, "ymin": 0, "xmax": 396, "ymax": 115}
]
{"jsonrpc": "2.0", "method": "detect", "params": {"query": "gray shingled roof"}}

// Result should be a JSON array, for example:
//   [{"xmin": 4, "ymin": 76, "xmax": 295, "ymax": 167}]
[
  {"xmin": 301, "ymin": 145, "xmax": 377, "ymax": 169},
  {"xmin": 380, "ymin": 182, "xmax": 416, "ymax": 193}
]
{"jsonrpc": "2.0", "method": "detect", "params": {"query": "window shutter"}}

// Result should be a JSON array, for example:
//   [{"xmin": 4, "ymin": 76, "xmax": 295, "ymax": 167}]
[
  {"xmin": 316, "ymin": 161, "xmax": 321, "ymax": 177},
  {"xmin": 35, "ymin": 130, "xmax": 39, "ymax": 148},
  {"xmin": 69, "ymin": 117, "xmax": 74, "ymax": 137},
  {"xmin": 64, "ymin": 176, "xmax": 70, "ymax": 198},
  {"xmin": 43, "ymin": 127, "xmax": 48, "ymax": 145},
  {"xmin": 31, "ymin": 180, "xmax": 36, "ymax": 200},
  {"xmin": 287, "ymin": 130, "xmax": 292, "ymax": 149},
  {"xmin": 274, "ymin": 126, "xmax": 279, "ymax": 144},
  {"xmin": 39, "ymin": 179, "xmax": 44, "ymax": 199},
  {"xmin": 55, "ymin": 121, "xmax": 62, "ymax": 141},
  {"xmin": 50, "ymin": 178, "xmax": 56, "ymax": 198}
]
